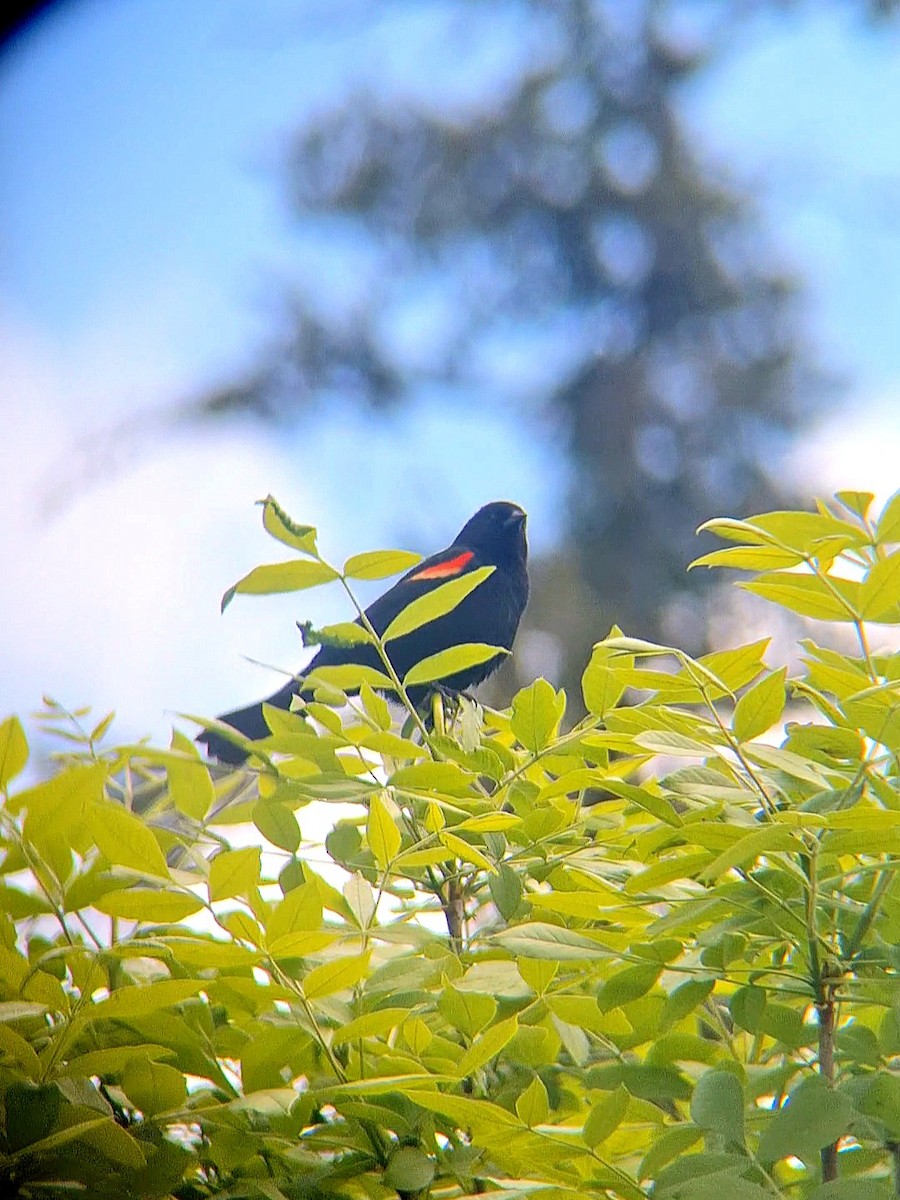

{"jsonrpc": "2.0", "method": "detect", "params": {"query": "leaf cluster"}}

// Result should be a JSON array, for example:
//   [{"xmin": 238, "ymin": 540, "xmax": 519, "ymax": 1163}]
[{"xmin": 2, "ymin": 491, "xmax": 900, "ymax": 1199}]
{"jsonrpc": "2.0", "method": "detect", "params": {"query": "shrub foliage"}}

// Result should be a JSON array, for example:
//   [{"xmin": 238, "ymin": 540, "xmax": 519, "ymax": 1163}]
[{"xmin": 2, "ymin": 489, "xmax": 900, "ymax": 1199}]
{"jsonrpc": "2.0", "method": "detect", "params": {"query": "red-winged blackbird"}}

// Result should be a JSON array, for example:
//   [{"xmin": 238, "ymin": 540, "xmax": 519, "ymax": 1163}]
[{"xmin": 199, "ymin": 500, "xmax": 529, "ymax": 764}]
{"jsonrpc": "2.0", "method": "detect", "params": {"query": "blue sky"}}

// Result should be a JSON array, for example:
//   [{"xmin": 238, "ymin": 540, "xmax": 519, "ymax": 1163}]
[{"xmin": 1, "ymin": 0, "xmax": 899, "ymax": 745}]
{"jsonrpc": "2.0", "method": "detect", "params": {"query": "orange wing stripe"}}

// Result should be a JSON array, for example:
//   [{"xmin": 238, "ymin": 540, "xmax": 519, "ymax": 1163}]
[{"xmin": 410, "ymin": 550, "xmax": 475, "ymax": 581}]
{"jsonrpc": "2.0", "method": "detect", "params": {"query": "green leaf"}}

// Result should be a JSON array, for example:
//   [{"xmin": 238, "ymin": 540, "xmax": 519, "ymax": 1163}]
[
  {"xmin": 700, "ymin": 826, "xmax": 800, "ymax": 881},
  {"xmin": 730, "ymin": 985, "xmax": 766, "ymax": 1033},
  {"xmin": 301, "ymin": 619, "xmax": 374, "ymax": 648},
  {"xmin": 583, "ymin": 1084, "xmax": 629, "ymax": 1147},
  {"xmin": 87, "ymin": 979, "xmax": 207, "ymax": 1022},
  {"xmin": 302, "ymin": 951, "xmax": 370, "ymax": 1000},
  {"xmin": 758, "ymin": 1001, "xmax": 806, "ymax": 1048},
  {"xmin": 221, "ymin": 559, "xmax": 338, "ymax": 611},
  {"xmin": 384, "ymin": 1147, "xmax": 435, "ymax": 1193},
  {"xmin": 742, "ymin": 573, "xmax": 861, "ymax": 622},
  {"xmin": 582, "ymin": 645, "xmax": 629, "ymax": 716},
  {"xmin": 809, "ymin": 1183, "xmax": 894, "ymax": 1200},
  {"xmin": 663, "ymin": 978, "xmax": 715, "ymax": 1026},
  {"xmin": 390, "ymin": 760, "xmax": 477, "ymax": 796},
  {"xmin": 516, "ymin": 1075, "xmax": 549, "ymax": 1126},
  {"xmin": 876, "ymin": 488, "xmax": 900, "ymax": 544},
  {"xmin": 691, "ymin": 1070, "xmax": 744, "ymax": 1144},
  {"xmin": 732, "ymin": 667, "xmax": 786, "ymax": 741},
  {"xmin": 343, "ymin": 871, "xmax": 376, "ymax": 927},
  {"xmin": 511, "ymin": 677, "xmax": 566, "ymax": 752},
  {"xmin": 167, "ymin": 730, "xmax": 215, "ymax": 820},
  {"xmin": 360, "ymin": 682, "xmax": 391, "ymax": 730},
  {"xmin": 860, "ymin": 550, "xmax": 900, "ymax": 620},
  {"xmin": 489, "ymin": 864, "xmax": 522, "ymax": 920},
  {"xmin": 597, "ymin": 964, "xmax": 661, "ymax": 1012},
  {"xmin": 5, "ymin": 1082, "xmax": 61, "ymax": 1151},
  {"xmin": 305, "ymin": 663, "xmax": 393, "ymax": 692},
  {"xmin": 332, "ymin": 1008, "xmax": 408, "ymax": 1044},
  {"xmin": 691, "ymin": 545, "xmax": 806, "ymax": 571},
  {"xmin": 403, "ymin": 642, "xmax": 505, "ymax": 687},
  {"xmin": 439, "ymin": 987, "xmax": 497, "ymax": 1038},
  {"xmin": 383, "ymin": 565, "xmax": 495, "ymax": 641},
  {"xmin": 94, "ymin": 888, "xmax": 203, "ymax": 922},
  {"xmin": 343, "ymin": 548, "xmax": 422, "ymax": 579},
  {"xmin": 81, "ymin": 1119, "xmax": 147, "ymax": 1169},
  {"xmin": 209, "ymin": 846, "xmax": 261, "ymax": 901},
  {"xmin": 121, "ymin": 1056, "xmax": 187, "ymax": 1116},
  {"xmin": 757, "ymin": 1075, "xmax": 853, "ymax": 1163},
  {"xmin": 253, "ymin": 800, "xmax": 301, "ymax": 853},
  {"xmin": 639, "ymin": 1123, "xmax": 703, "ymax": 1181},
  {"xmin": 267, "ymin": 882, "xmax": 323, "ymax": 943},
  {"xmin": 835, "ymin": 490, "xmax": 875, "ymax": 519},
  {"xmin": 0, "ymin": 715, "xmax": 28, "ymax": 787},
  {"xmin": 367, "ymin": 792, "xmax": 401, "ymax": 867},
  {"xmin": 458, "ymin": 1014, "xmax": 518, "ymax": 1075},
  {"xmin": 89, "ymin": 801, "xmax": 169, "ymax": 878},
  {"xmin": 258, "ymin": 494, "xmax": 318, "ymax": 553},
  {"xmin": 740, "ymin": 509, "xmax": 865, "ymax": 553},
  {"xmin": 440, "ymin": 830, "xmax": 495, "ymax": 873}
]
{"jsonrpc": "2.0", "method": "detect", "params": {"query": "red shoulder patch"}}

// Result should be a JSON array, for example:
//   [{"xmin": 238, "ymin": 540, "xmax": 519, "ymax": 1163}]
[{"xmin": 409, "ymin": 550, "xmax": 475, "ymax": 581}]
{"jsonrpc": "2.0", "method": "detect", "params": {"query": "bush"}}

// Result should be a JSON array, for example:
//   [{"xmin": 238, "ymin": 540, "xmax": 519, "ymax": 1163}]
[{"xmin": 2, "ymin": 489, "xmax": 900, "ymax": 1200}]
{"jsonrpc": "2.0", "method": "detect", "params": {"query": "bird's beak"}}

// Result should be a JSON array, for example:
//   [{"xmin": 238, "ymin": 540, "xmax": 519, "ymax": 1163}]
[{"xmin": 504, "ymin": 509, "xmax": 526, "ymax": 528}]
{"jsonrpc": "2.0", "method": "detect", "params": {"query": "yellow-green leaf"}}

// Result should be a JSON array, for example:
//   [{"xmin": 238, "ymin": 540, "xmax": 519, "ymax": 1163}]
[
  {"xmin": 121, "ymin": 1057, "xmax": 187, "ymax": 1116},
  {"xmin": 742, "ymin": 573, "xmax": 861, "ymax": 622},
  {"xmin": 267, "ymin": 882, "xmax": 323, "ymax": 943},
  {"xmin": 303, "ymin": 952, "xmax": 370, "ymax": 1000},
  {"xmin": 511, "ymin": 678, "xmax": 566, "ymax": 752},
  {"xmin": 403, "ymin": 643, "xmax": 505, "ymax": 687},
  {"xmin": 516, "ymin": 1075, "xmax": 549, "ymax": 1126},
  {"xmin": 700, "ymin": 826, "xmax": 801, "ymax": 881},
  {"xmin": 732, "ymin": 667, "xmax": 787, "ymax": 742},
  {"xmin": 860, "ymin": 550, "xmax": 900, "ymax": 621},
  {"xmin": 258, "ymin": 495, "xmax": 318, "ymax": 554},
  {"xmin": 167, "ymin": 730, "xmax": 215, "ymax": 821},
  {"xmin": 583, "ymin": 1084, "xmax": 629, "ymax": 1147},
  {"xmin": 222, "ymin": 559, "xmax": 338, "ymax": 612},
  {"xmin": 253, "ymin": 800, "xmax": 301, "ymax": 852},
  {"xmin": 367, "ymin": 792, "xmax": 402, "ymax": 867},
  {"xmin": 440, "ymin": 831, "xmax": 495, "ymax": 873},
  {"xmin": 89, "ymin": 802, "xmax": 168, "ymax": 878},
  {"xmin": 383, "ymin": 566, "xmax": 495, "ymax": 642},
  {"xmin": 343, "ymin": 549, "xmax": 422, "ymax": 579},
  {"xmin": 876, "ymin": 489, "xmax": 900, "ymax": 544},
  {"xmin": 87, "ymin": 979, "xmax": 207, "ymax": 1021},
  {"xmin": 94, "ymin": 888, "xmax": 203, "ymax": 922},
  {"xmin": 332, "ymin": 1008, "xmax": 408, "ymax": 1044},
  {"xmin": 458, "ymin": 1015, "xmax": 518, "ymax": 1076},
  {"xmin": 0, "ymin": 715, "xmax": 28, "ymax": 788},
  {"xmin": 209, "ymin": 847, "xmax": 261, "ymax": 902}
]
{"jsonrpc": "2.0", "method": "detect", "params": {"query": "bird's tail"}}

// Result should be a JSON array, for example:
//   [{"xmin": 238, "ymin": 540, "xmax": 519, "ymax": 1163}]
[{"xmin": 197, "ymin": 679, "xmax": 300, "ymax": 765}]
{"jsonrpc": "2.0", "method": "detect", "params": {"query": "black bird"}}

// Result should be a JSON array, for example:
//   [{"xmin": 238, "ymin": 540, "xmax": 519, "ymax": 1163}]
[{"xmin": 199, "ymin": 500, "xmax": 529, "ymax": 764}]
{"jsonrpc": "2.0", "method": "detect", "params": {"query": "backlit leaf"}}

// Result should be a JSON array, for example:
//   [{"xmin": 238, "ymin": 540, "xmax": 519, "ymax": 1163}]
[
  {"xmin": 222, "ymin": 559, "xmax": 338, "ymax": 612},
  {"xmin": 0, "ymin": 715, "xmax": 28, "ymax": 788},
  {"xmin": 383, "ymin": 566, "xmax": 495, "ymax": 641},
  {"xmin": 343, "ymin": 549, "xmax": 422, "ymax": 579},
  {"xmin": 511, "ymin": 678, "xmax": 566, "ymax": 752},
  {"xmin": 303, "ymin": 951, "xmax": 370, "ymax": 1000},
  {"xmin": 258, "ymin": 495, "xmax": 318, "ymax": 554},
  {"xmin": 367, "ymin": 792, "xmax": 401, "ymax": 867},
  {"xmin": 403, "ymin": 642, "xmax": 505, "ymax": 687},
  {"xmin": 89, "ymin": 801, "xmax": 168, "ymax": 878},
  {"xmin": 732, "ymin": 668, "xmax": 786, "ymax": 742}
]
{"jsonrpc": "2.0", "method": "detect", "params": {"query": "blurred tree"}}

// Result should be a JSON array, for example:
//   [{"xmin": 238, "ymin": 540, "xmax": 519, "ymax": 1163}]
[{"xmin": 194, "ymin": 0, "xmax": 893, "ymax": 699}]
